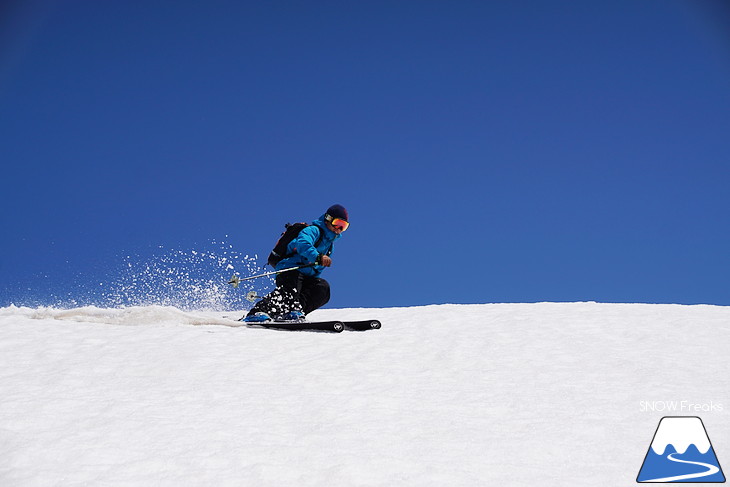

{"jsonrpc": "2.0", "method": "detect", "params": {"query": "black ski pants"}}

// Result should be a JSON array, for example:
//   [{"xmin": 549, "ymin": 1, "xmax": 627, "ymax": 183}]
[{"xmin": 248, "ymin": 271, "xmax": 330, "ymax": 317}]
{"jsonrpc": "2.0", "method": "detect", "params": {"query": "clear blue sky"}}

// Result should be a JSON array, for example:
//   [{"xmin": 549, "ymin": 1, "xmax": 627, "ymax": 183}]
[{"xmin": 1, "ymin": 0, "xmax": 729, "ymax": 309}]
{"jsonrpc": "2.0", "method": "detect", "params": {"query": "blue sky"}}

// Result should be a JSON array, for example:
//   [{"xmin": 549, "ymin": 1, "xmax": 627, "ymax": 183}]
[{"xmin": 1, "ymin": 0, "xmax": 729, "ymax": 309}]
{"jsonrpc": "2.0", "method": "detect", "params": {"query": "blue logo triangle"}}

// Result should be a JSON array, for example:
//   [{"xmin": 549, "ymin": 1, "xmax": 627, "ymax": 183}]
[{"xmin": 637, "ymin": 416, "xmax": 725, "ymax": 483}]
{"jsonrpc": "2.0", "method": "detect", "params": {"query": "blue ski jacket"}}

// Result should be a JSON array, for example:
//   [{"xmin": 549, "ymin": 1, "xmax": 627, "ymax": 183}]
[{"xmin": 275, "ymin": 215, "xmax": 341, "ymax": 277}]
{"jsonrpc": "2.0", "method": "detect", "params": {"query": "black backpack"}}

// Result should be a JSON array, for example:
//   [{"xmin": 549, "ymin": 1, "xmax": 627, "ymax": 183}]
[{"xmin": 267, "ymin": 222, "xmax": 330, "ymax": 268}]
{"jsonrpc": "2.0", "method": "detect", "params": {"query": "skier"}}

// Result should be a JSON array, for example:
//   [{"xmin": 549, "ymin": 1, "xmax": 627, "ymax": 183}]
[{"xmin": 243, "ymin": 204, "xmax": 350, "ymax": 322}]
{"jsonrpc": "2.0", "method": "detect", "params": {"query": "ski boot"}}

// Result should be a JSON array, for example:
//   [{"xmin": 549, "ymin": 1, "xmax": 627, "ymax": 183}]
[
  {"xmin": 243, "ymin": 312, "xmax": 272, "ymax": 323},
  {"xmin": 276, "ymin": 310, "xmax": 305, "ymax": 322}
]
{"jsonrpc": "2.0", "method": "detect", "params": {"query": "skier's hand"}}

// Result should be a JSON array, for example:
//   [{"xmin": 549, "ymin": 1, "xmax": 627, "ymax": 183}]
[{"xmin": 319, "ymin": 255, "xmax": 332, "ymax": 267}]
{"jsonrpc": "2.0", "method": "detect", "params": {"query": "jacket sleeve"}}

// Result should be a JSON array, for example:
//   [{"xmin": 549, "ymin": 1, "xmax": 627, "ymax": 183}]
[{"xmin": 291, "ymin": 225, "xmax": 323, "ymax": 264}]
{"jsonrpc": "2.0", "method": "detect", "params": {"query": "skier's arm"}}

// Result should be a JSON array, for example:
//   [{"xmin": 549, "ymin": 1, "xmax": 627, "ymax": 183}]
[{"xmin": 291, "ymin": 226, "xmax": 323, "ymax": 265}]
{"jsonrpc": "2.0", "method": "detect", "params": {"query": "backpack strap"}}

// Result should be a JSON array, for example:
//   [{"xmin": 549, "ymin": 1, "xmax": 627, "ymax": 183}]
[{"xmin": 312, "ymin": 223, "xmax": 333, "ymax": 257}]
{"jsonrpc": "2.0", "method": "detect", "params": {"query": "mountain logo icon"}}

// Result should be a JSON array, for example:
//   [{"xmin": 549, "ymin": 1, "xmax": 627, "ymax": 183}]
[{"xmin": 637, "ymin": 416, "xmax": 725, "ymax": 483}]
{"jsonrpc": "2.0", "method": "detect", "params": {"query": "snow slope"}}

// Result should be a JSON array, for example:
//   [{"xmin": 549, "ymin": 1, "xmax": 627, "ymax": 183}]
[{"xmin": 1, "ymin": 302, "xmax": 728, "ymax": 486}]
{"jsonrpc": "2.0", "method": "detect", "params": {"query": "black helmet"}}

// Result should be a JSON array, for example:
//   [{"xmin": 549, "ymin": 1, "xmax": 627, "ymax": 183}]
[{"xmin": 325, "ymin": 204, "xmax": 349, "ymax": 222}]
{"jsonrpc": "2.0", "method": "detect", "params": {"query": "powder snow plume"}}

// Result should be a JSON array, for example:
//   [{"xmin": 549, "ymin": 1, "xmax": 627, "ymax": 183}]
[
  {"xmin": 6, "ymin": 239, "xmax": 271, "ymax": 312},
  {"xmin": 99, "ymin": 240, "xmax": 269, "ymax": 311}
]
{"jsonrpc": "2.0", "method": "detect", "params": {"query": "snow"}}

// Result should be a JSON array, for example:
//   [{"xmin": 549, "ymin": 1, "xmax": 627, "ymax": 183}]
[
  {"xmin": 650, "ymin": 417, "xmax": 711, "ymax": 455},
  {"xmin": 1, "ymin": 302, "xmax": 729, "ymax": 486}
]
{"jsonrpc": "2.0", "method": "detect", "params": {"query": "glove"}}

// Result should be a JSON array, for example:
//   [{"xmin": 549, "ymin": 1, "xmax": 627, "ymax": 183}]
[{"xmin": 317, "ymin": 254, "xmax": 332, "ymax": 267}]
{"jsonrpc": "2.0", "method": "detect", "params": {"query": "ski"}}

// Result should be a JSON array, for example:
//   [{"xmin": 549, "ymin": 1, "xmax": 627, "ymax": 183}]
[
  {"xmin": 239, "ymin": 318, "xmax": 381, "ymax": 333},
  {"xmin": 245, "ymin": 320, "xmax": 345, "ymax": 333},
  {"xmin": 342, "ymin": 320, "xmax": 381, "ymax": 331}
]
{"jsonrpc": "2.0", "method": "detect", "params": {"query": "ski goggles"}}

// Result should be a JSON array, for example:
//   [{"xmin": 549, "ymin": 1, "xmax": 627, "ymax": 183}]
[{"xmin": 331, "ymin": 218, "xmax": 349, "ymax": 232}]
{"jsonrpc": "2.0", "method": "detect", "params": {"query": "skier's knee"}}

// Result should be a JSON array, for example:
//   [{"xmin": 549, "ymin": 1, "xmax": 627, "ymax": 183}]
[{"xmin": 317, "ymin": 279, "xmax": 330, "ymax": 305}]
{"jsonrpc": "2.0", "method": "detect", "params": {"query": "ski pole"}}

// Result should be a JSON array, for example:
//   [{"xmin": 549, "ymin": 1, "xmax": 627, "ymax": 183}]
[{"xmin": 228, "ymin": 263, "xmax": 316, "ymax": 288}]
